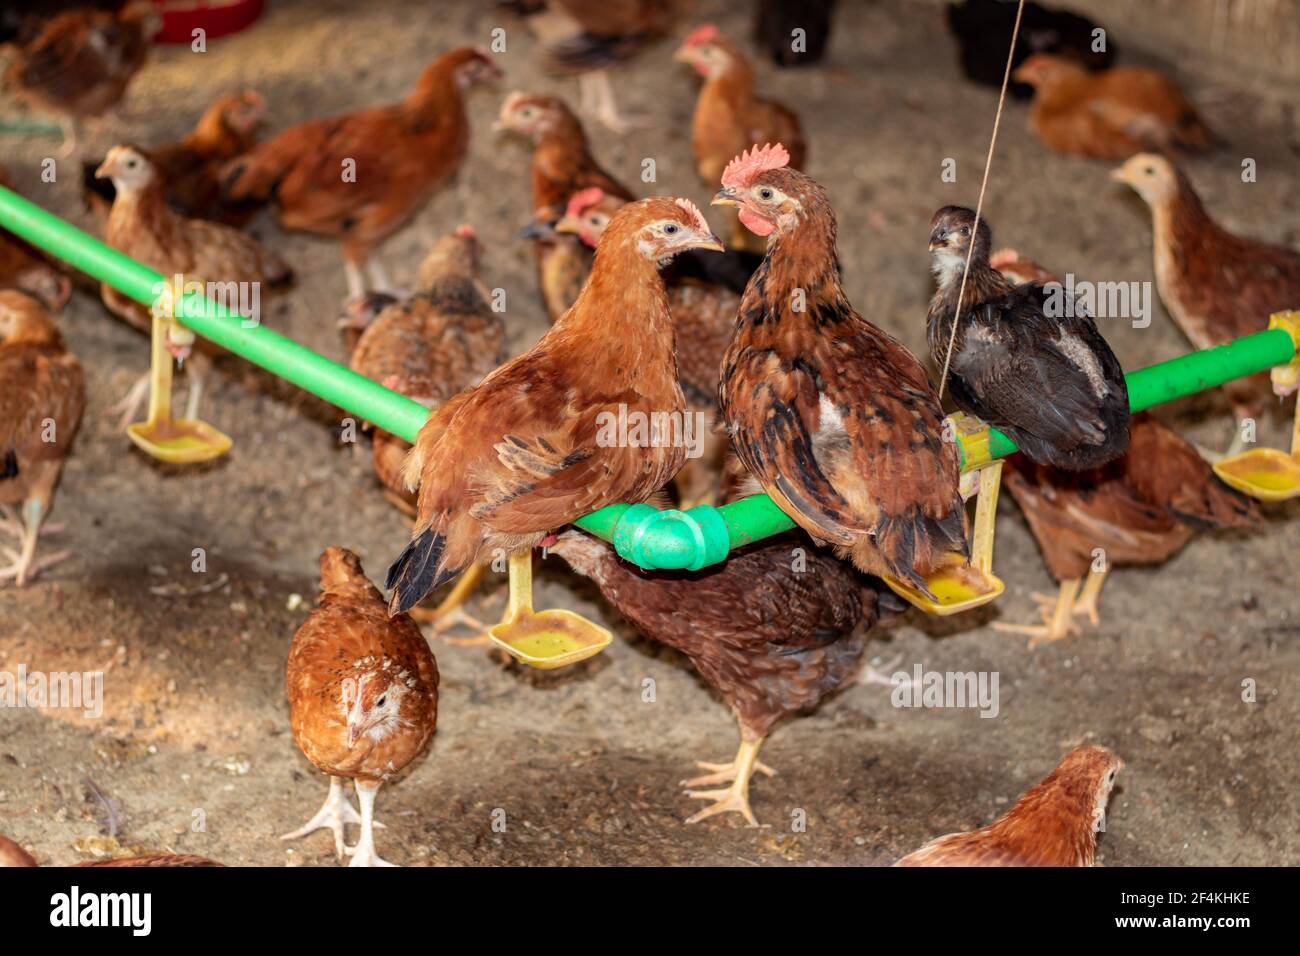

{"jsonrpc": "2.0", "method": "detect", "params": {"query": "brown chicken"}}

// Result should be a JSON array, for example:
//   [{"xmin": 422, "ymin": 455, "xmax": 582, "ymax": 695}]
[
  {"xmin": 386, "ymin": 197, "xmax": 722, "ymax": 614},
  {"xmin": 348, "ymin": 225, "xmax": 505, "ymax": 515},
  {"xmin": 222, "ymin": 47, "xmax": 499, "ymax": 299},
  {"xmin": 0, "ymin": 167, "xmax": 72, "ymax": 310},
  {"xmin": 551, "ymin": 529, "xmax": 903, "ymax": 825},
  {"xmin": 496, "ymin": 92, "xmax": 635, "ymax": 321},
  {"xmin": 676, "ymin": 24, "xmax": 807, "ymax": 251},
  {"xmin": 556, "ymin": 186, "xmax": 744, "ymax": 506},
  {"xmin": 96, "ymin": 144, "xmax": 292, "ymax": 425},
  {"xmin": 0, "ymin": 834, "xmax": 221, "ymax": 867},
  {"xmin": 284, "ymin": 548, "xmax": 439, "ymax": 868},
  {"xmin": 895, "ymin": 745, "xmax": 1122, "ymax": 866},
  {"xmin": 1013, "ymin": 53, "xmax": 1213, "ymax": 161},
  {"xmin": 0, "ymin": 290, "xmax": 84, "ymax": 587},
  {"xmin": 713, "ymin": 145, "xmax": 968, "ymax": 594},
  {"xmin": 1113, "ymin": 152, "xmax": 1300, "ymax": 453},
  {"xmin": 995, "ymin": 412, "xmax": 1262, "ymax": 647},
  {"xmin": 82, "ymin": 90, "xmax": 269, "ymax": 225},
  {"xmin": 1, "ymin": 2, "xmax": 156, "ymax": 156},
  {"xmin": 502, "ymin": 0, "xmax": 681, "ymax": 132}
]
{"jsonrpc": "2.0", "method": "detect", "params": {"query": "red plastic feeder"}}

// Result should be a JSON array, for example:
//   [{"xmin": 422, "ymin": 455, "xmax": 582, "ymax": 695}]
[{"xmin": 151, "ymin": 0, "xmax": 266, "ymax": 44}]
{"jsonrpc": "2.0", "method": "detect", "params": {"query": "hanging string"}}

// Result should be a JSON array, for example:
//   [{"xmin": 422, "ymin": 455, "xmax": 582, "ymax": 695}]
[{"xmin": 937, "ymin": 0, "xmax": 1026, "ymax": 401}]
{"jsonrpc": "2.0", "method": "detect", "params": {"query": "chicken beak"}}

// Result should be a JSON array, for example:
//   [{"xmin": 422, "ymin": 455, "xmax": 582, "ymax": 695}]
[
  {"xmin": 552, "ymin": 215, "xmax": 583, "ymax": 237},
  {"xmin": 672, "ymin": 46, "xmax": 692, "ymax": 64},
  {"xmin": 1109, "ymin": 166, "xmax": 1131, "ymax": 185},
  {"xmin": 94, "ymin": 159, "xmax": 114, "ymax": 180},
  {"xmin": 928, "ymin": 234, "xmax": 948, "ymax": 251},
  {"xmin": 690, "ymin": 232, "xmax": 725, "ymax": 253},
  {"xmin": 711, "ymin": 188, "xmax": 740, "ymax": 207}
]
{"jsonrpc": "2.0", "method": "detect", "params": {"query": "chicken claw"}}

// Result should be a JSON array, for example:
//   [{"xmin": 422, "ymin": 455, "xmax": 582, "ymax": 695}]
[
  {"xmin": 992, "ymin": 578, "xmax": 1083, "ymax": 649},
  {"xmin": 681, "ymin": 755, "xmax": 777, "ymax": 789},
  {"xmin": 681, "ymin": 738, "xmax": 771, "ymax": 827},
  {"xmin": 281, "ymin": 776, "xmax": 379, "ymax": 859}
]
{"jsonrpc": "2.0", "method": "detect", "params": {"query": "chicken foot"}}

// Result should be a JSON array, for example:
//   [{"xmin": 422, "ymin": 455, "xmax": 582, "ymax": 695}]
[
  {"xmin": 578, "ymin": 70, "xmax": 645, "ymax": 134},
  {"xmin": 992, "ymin": 577, "xmax": 1083, "ymax": 649},
  {"xmin": 281, "ymin": 775, "xmax": 379, "ymax": 859},
  {"xmin": 682, "ymin": 735, "xmax": 774, "ymax": 826},
  {"xmin": 1071, "ymin": 567, "xmax": 1108, "ymax": 627},
  {"xmin": 344, "ymin": 780, "xmax": 396, "ymax": 867},
  {"xmin": 0, "ymin": 498, "xmax": 69, "ymax": 587}
]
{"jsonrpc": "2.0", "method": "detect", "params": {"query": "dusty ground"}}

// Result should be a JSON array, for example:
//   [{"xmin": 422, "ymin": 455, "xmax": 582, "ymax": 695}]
[{"xmin": 1, "ymin": 0, "xmax": 1297, "ymax": 867}]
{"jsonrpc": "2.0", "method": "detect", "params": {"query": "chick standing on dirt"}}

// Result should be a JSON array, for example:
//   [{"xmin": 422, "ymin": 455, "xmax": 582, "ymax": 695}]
[
  {"xmin": 0, "ymin": 291, "xmax": 84, "ymax": 587},
  {"xmin": 284, "ymin": 548, "xmax": 438, "ymax": 868}
]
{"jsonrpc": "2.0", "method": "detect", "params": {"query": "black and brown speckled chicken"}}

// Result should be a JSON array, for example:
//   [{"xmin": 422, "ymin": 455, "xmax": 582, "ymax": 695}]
[
  {"xmin": 714, "ymin": 146, "xmax": 968, "ymax": 595},
  {"xmin": 2, "ymin": 2, "xmax": 156, "ymax": 156},
  {"xmin": 550, "ymin": 529, "xmax": 905, "ymax": 825},
  {"xmin": 347, "ymin": 226, "xmax": 505, "ymax": 515}
]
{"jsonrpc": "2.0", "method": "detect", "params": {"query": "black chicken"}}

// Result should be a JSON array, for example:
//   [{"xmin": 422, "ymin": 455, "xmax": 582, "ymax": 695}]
[
  {"xmin": 945, "ymin": 0, "xmax": 1115, "ymax": 99},
  {"xmin": 926, "ymin": 206, "xmax": 1130, "ymax": 471},
  {"xmin": 754, "ymin": 0, "xmax": 836, "ymax": 67}
]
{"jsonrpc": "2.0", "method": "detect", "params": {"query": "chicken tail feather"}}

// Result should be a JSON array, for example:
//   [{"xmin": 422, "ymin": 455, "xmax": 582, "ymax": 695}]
[{"xmin": 386, "ymin": 526, "xmax": 461, "ymax": 615}]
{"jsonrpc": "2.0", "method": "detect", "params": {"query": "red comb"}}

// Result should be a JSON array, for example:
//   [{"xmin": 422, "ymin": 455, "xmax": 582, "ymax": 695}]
[
  {"xmin": 721, "ymin": 143, "xmax": 791, "ymax": 190},
  {"xmin": 455, "ymin": 224, "xmax": 476, "ymax": 239},
  {"xmin": 565, "ymin": 187, "xmax": 605, "ymax": 219},
  {"xmin": 682, "ymin": 23, "xmax": 719, "ymax": 47},
  {"xmin": 674, "ymin": 197, "xmax": 711, "ymax": 234}
]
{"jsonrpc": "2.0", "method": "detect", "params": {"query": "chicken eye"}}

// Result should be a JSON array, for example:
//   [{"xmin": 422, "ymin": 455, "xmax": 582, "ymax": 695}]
[
  {"xmin": 959, "ymin": 226, "xmax": 970, "ymax": 237},
  {"xmin": 758, "ymin": 187, "xmax": 775, "ymax": 201},
  {"xmin": 376, "ymin": 695, "xmax": 387, "ymax": 707},
  {"xmin": 126, "ymin": 159, "xmax": 138, "ymax": 169},
  {"xmin": 663, "ymin": 223, "xmax": 679, "ymax": 235},
  {"xmin": 1144, "ymin": 165, "xmax": 1155, "ymax": 176}
]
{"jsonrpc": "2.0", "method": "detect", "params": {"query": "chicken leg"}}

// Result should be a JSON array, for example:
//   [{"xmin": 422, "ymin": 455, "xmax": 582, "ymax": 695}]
[
  {"xmin": 345, "ymin": 780, "xmax": 395, "ymax": 867},
  {"xmin": 281, "ymin": 775, "xmax": 370, "ymax": 859},
  {"xmin": 409, "ymin": 563, "xmax": 492, "ymax": 645},
  {"xmin": 682, "ymin": 730, "xmax": 775, "ymax": 826},
  {"xmin": 1071, "ymin": 566, "xmax": 1108, "ymax": 627},
  {"xmin": 0, "ymin": 469, "xmax": 70, "ymax": 587},
  {"xmin": 578, "ymin": 70, "xmax": 645, "ymax": 134},
  {"xmin": 992, "ymin": 578, "xmax": 1083, "ymax": 649}
]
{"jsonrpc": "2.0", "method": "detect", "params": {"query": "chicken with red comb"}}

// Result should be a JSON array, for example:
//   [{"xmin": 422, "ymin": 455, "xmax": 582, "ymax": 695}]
[
  {"xmin": 676, "ymin": 27, "xmax": 806, "ymax": 251},
  {"xmin": 712, "ymin": 145, "xmax": 967, "ymax": 595},
  {"xmin": 386, "ymin": 197, "xmax": 723, "ymax": 614},
  {"xmin": 895, "ymin": 745, "xmax": 1122, "ymax": 866}
]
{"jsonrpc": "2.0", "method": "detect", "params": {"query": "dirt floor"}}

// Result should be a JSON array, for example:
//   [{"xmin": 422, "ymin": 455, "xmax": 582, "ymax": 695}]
[{"xmin": 1, "ymin": 0, "xmax": 1298, "ymax": 867}]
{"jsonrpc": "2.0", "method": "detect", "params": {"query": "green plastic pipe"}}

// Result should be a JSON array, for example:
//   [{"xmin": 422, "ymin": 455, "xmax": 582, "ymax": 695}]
[
  {"xmin": 0, "ymin": 185, "xmax": 429, "ymax": 442},
  {"xmin": 0, "ymin": 185, "xmax": 1294, "ymax": 573}
]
